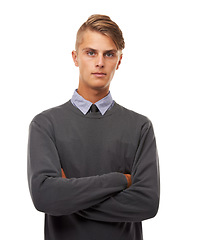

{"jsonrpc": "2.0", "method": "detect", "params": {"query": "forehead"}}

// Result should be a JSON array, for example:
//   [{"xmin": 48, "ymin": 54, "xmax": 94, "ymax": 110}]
[{"xmin": 78, "ymin": 30, "xmax": 117, "ymax": 51}]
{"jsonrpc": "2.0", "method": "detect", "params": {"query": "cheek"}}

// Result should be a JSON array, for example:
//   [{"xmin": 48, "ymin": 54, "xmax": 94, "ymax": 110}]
[
  {"xmin": 109, "ymin": 62, "xmax": 119, "ymax": 73},
  {"xmin": 79, "ymin": 60, "xmax": 91, "ymax": 74},
  {"xmin": 84, "ymin": 57, "xmax": 94, "ymax": 67},
  {"xmin": 111, "ymin": 58, "xmax": 120, "ymax": 69},
  {"xmin": 108, "ymin": 67, "xmax": 117, "ymax": 79}
]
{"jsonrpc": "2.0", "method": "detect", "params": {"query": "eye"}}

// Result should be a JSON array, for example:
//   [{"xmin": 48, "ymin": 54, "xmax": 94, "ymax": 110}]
[
  {"xmin": 87, "ymin": 51, "xmax": 95, "ymax": 56},
  {"xmin": 105, "ymin": 52, "xmax": 114, "ymax": 57}
]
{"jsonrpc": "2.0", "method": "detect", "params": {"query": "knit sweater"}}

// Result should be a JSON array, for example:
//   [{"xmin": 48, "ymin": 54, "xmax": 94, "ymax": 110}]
[{"xmin": 27, "ymin": 100, "xmax": 160, "ymax": 240}]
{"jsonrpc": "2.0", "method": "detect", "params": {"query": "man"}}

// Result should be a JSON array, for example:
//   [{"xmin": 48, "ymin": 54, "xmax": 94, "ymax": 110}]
[{"xmin": 27, "ymin": 14, "xmax": 160, "ymax": 240}]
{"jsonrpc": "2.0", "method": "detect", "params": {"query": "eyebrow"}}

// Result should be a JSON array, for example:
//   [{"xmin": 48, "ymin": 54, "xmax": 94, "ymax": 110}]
[{"xmin": 82, "ymin": 48, "xmax": 118, "ymax": 53}]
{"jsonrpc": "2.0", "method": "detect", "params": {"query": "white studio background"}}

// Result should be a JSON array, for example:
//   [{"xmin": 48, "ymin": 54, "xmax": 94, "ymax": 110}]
[{"xmin": 1, "ymin": 0, "xmax": 214, "ymax": 239}]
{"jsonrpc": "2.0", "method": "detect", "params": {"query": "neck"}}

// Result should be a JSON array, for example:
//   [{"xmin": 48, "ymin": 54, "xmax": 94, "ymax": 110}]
[{"xmin": 77, "ymin": 86, "xmax": 110, "ymax": 104}]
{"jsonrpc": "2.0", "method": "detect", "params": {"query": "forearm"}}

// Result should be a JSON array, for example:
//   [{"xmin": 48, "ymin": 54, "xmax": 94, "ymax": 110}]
[
  {"xmin": 29, "ymin": 169, "xmax": 127, "ymax": 216},
  {"xmin": 76, "ymin": 180, "xmax": 159, "ymax": 222}
]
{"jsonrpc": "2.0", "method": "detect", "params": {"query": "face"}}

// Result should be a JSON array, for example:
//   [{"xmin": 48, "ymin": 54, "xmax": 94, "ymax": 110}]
[{"xmin": 72, "ymin": 30, "xmax": 122, "ymax": 92}]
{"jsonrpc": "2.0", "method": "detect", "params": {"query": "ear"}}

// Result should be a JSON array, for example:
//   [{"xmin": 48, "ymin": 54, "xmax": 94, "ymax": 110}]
[
  {"xmin": 72, "ymin": 50, "xmax": 79, "ymax": 67},
  {"xmin": 116, "ymin": 53, "xmax": 123, "ymax": 70}
]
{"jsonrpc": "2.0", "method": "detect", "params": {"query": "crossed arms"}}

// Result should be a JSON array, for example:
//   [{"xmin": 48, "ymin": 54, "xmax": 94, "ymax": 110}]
[{"xmin": 27, "ymin": 115, "xmax": 160, "ymax": 222}]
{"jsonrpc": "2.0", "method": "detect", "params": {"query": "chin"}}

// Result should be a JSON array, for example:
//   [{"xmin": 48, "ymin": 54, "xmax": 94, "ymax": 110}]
[
  {"xmin": 90, "ymin": 82, "xmax": 111, "ymax": 91},
  {"xmin": 89, "ymin": 80, "xmax": 111, "ymax": 89},
  {"xmin": 91, "ymin": 85, "xmax": 108, "ymax": 91}
]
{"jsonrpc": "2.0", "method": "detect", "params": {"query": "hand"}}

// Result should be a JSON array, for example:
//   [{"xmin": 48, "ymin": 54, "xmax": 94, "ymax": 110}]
[
  {"xmin": 124, "ymin": 174, "xmax": 132, "ymax": 188},
  {"xmin": 61, "ymin": 168, "xmax": 66, "ymax": 178}
]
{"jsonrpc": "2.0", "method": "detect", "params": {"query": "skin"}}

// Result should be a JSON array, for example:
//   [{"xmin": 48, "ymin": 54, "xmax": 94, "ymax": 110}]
[{"xmin": 72, "ymin": 29, "xmax": 123, "ymax": 103}]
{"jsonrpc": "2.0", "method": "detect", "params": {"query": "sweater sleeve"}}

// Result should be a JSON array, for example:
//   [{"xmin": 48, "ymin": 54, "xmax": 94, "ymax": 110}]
[
  {"xmin": 76, "ymin": 120, "xmax": 160, "ymax": 222},
  {"xmin": 27, "ymin": 115, "xmax": 128, "ymax": 217}
]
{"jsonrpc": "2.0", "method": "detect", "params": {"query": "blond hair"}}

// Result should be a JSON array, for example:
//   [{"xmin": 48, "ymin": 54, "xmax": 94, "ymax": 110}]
[{"xmin": 75, "ymin": 14, "xmax": 125, "ymax": 51}]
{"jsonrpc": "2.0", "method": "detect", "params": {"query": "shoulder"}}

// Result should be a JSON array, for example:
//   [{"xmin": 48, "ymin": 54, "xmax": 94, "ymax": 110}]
[
  {"xmin": 115, "ymin": 102, "xmax": 152, "ymax": 126},
  {"xmin": 30, "ymin": 100, "xmax": 70, "ymax": 127},
  {"xmin": 114, "ymin": 102, "xmax": 155, "ymax": 139}
]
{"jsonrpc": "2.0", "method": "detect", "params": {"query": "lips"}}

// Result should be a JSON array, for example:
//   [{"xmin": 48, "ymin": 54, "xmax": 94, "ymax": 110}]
[{"xmin": 92, "ymin": 72, "xmax": 107, "ymax": 77}]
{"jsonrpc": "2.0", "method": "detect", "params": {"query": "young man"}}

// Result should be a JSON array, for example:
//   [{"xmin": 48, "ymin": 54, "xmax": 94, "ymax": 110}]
[{"xmin": 27, "ymin": 14, "xmax": 160, "ymax": 240}]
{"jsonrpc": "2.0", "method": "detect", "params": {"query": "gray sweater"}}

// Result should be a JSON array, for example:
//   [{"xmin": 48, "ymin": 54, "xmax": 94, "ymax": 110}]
[{"xmin": 27, "ymin": 100, "xmax": 160, "ymax": 240}]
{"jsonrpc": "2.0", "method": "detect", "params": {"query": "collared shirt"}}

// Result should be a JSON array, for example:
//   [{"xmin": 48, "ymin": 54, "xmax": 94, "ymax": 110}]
[{"xmin": 70, "ymin": 89, "xmax": 115, "ymax": 115}]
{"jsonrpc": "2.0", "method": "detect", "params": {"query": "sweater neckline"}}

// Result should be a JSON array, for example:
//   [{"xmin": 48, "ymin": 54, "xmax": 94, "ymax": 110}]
[{"xmin": 65, "ymin": 99, "xmax": 120, "ymax": 118}]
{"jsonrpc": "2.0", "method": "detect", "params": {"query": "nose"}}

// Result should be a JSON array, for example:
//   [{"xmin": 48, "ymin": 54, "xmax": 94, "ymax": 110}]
[{"xmin": 96, "ymin": 54, "xmax": 104, "ymax": 68}]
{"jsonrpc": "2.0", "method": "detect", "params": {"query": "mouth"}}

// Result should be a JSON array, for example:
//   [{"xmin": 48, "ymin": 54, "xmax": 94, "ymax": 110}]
[{"xmin": 91, "ymin": 72, "xmax": 107, "ymax": 77}]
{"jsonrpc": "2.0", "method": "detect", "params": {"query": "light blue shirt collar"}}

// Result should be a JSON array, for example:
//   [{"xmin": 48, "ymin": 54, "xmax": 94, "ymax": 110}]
[{"xmin": 71, "ymin": 89, "xmax": 114, "ymax": 115}]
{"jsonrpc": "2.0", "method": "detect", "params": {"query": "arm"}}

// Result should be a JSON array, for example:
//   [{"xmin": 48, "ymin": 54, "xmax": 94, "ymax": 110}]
[
  {"xmin": 27, "ymin": 115, "xmax": 128, "ymax": 216},
  {"xmin": 62, "ymin": 169, "xmax": 132, "ymax": 188},
  {"xmin": 76, "ymin": 120, "xmax": 160, "ymax": 222}
]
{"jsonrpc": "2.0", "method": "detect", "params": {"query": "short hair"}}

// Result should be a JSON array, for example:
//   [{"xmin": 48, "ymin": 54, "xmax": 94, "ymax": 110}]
[{"xmin": 75, "ymin": 14, "xmax": 125, "ymax": 51}]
